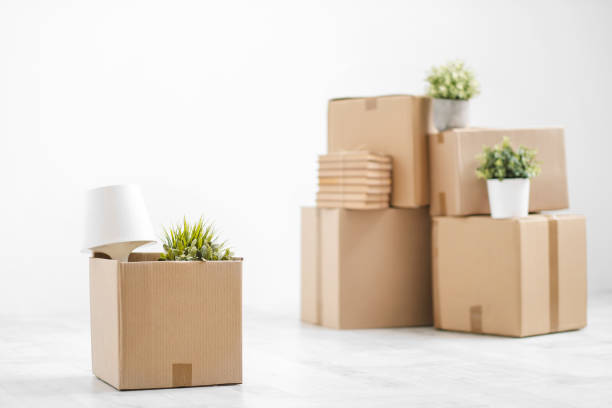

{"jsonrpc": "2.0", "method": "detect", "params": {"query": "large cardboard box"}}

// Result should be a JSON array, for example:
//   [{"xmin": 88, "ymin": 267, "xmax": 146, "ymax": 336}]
[
  {"xmin": 429, "ymin": 128, "xmax": 569, "ymax": 216},
  {"xmin": 328, "ymin": 95, "xmax": 433, "ymax": 208},
  {"xmin": 89, "ymin": 252, "xmax": 242, "ymax": 390},
  {"xmin": 432, "ymin": 215, "xmax": 587, "ymax": 337},
  {"xmin": 301, "ymin": 207, "xmax": 432, "ymax": 329}
]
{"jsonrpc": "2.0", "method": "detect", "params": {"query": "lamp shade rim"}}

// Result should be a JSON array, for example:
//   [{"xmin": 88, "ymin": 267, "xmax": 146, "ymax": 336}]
[
  {"xmin": 82, "ymin": 184, "xmax": 157, "ymax": 255},
  {"xmin": 81, "ymin": 238, "xmax": 157, "ymax": 254}
]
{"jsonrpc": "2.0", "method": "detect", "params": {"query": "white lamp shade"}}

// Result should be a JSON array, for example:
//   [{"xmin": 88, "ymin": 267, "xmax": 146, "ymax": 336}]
[{"xmin": 82, "ymin": 184, "xmax": 157, "ymax": 253}]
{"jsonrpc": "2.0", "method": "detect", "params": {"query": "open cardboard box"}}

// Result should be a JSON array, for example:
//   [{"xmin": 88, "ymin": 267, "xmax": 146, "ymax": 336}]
[{"xmin": 89, "ymin": 252, "xmax": 242, "ymax": 390}]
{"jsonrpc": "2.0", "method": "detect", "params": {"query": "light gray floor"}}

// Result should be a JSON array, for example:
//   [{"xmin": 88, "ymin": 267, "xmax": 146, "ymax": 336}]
[{"xmin": 1, "ymin": 294, "xmax": 611, "ymax": 408}]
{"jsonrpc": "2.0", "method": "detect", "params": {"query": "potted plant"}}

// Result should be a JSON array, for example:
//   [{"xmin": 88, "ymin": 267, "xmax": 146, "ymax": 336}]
[
  {"xmin": 426, "ymin": 60, "xmax": 480, "ymax": 131},
  {"xmin": 159, "ymin": 217, "xmax": 234, "ymax": 261},
  {"xmin": 476, "ymin": 137, "xmax": 541, "ymax": 219},
  {"xmin": 88, "ymin": 215, "xmax": 242, "ymax": 390}
]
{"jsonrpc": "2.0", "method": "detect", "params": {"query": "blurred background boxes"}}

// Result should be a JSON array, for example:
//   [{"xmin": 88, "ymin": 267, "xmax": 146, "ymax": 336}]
[
  {"xmin": 328, "ymin": 95, "xmax": 432, "ymax": 208},
  {"xmin": 301, "ymin": 207, "xmax": 432, "ymax": 329},
  {"xmin": 429, "ymin": 128, "xmax": 569, "ymax": 216},
  {"xmin": 432, "ymin": 215, "xmax": 587, "ymax": 337}
]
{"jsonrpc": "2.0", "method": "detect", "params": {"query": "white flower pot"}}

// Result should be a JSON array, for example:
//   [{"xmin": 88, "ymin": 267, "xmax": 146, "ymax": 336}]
[
  {"xmin": 432, "ymin": 98, "xmax": 469, "ymax": 132},
  {"xmin": 486, "ymin": 178, "xmax": 530, "ymax": 219}
]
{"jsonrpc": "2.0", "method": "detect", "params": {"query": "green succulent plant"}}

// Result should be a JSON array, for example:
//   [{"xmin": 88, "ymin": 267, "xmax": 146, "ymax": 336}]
[
  {"xmin": 426, "ymin": 60, "xmax": 480, "ymax": 100},
  {"xmin": 476, "ymin": 137, "xmax": 541, "ymax": 181},
  {"xmin": 159, "ymin": 217, "xmax": 233, "ymax": 261}
]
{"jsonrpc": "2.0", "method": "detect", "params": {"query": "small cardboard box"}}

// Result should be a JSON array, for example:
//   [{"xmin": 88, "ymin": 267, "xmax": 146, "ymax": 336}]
[
  {"xmin": 328, "ymin": 95, "xmax": 433, "ymax": 208},
  {"xmin": 89, "ymin": 252, "xmax": 242, "ymax": 390},
  {"xmin": 429, "ymin": 128, "xmax": 569, "ymax": 216},
  {"xmin": 301, "ymin": 207, "xmax": 432, "ymax": 329},
  {"xmin": 432, "ymin": 215, "xmax": 587, "ymax": 337}
]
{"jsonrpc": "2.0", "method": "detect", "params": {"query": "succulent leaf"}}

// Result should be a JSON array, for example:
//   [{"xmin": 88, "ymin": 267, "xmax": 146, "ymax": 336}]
[{"xmin": 158, "ymin": 217, "xmax": 234, "ymax": 262}]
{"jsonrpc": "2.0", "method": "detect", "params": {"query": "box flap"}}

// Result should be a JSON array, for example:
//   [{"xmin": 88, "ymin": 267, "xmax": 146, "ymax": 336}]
[{"xmin": 89, "ymin": 258, "xmax": 121, "ymax": 389}]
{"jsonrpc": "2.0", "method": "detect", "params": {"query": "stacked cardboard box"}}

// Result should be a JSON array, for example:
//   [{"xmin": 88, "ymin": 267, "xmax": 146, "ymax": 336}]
[
  {"xmin": 429, "ymin": 128, "xmax": 587, "ymax": 337},
  {"xmin": 327, "ymin": 95, "xmax": 432, "ymax": 208},
  {"xmin": 432, "ymin": 215, "xmax": 586, "ymax": 337},
  {"xmin": 301, "ymin": 207, "xmax": 432, "ymax": 329},
  {"xmin": 302, "ymin": 95, "xmax": 434, "ymax": 329},
  {"xmin": 316, "ymin": 151, "xmax": 391, "ymax": 210},
  {"xmin": 428, "ymin": 128, "xmax": 569, "ymax": 216},
  {"xmin": 303, "ymin": 93, "xmax": 587, "ymax": 337}
]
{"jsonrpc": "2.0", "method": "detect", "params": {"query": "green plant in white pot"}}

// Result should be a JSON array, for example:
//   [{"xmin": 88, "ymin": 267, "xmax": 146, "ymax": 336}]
[
  {"xmin": 426, "ymin": 60, "xmax": 479, "ymax": 131},
  {"xmin": 476, "ymin": 137, "xmax": 541, "ymax": 219}
]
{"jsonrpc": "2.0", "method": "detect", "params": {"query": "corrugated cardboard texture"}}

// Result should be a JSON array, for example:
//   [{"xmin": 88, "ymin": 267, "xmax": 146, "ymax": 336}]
[
  {"xmin": 328, "ymin": 95, "xmax": 433, "ymax": 208},
  {"xmin": 300, "ymin": 208, "xmax": 320, "ymax": 325},
  {"xmin": 429, "ymin": 128, "xmax": 569, "ymax": 216},
  {"xmin": 432, "ymin": 215, "xmax": 587, "ymax": 337},
  {"xmin": 89, "ymin": 254, "xmax": 242, "ymax": 390},
  {"xmin": 89, "ymin": 258, "xmax": 121, "ymax": 389},
  {"xmin": 301, "ymin": 207, "xmax": 432, "ymax": 329}
]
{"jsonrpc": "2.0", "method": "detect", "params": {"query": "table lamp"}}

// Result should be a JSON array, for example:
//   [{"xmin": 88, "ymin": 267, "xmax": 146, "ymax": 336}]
[{"xmin": 82, "ymin": 184, "xmax": 157, "ymax": 261}]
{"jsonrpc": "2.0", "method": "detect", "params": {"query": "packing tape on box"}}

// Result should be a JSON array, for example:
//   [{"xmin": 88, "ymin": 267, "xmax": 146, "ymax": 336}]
[
  {"xmin": 315, "ymin": 209, "xmax": 323, "ymax": 325},
  {"xmin": 469, "ymin": 305, "xmax": 483, "ymax": 333},
  {"xmin": 172, "ymin": 363, "xmax": 192, "ymax": 387},
  {"xmin": 435, "ymin": 133, "xmax": 448, "ymax": 215},
  {"xmin": 548, "ymin": 215, "xmax": 560, "ymax": 332},
  {"xmin": 438, "ymin": 192, "xmax": 447, "ymax": 216},
  {"xmin": 432, "ymin": 220, "xmax": 442, "ymax": 327}
]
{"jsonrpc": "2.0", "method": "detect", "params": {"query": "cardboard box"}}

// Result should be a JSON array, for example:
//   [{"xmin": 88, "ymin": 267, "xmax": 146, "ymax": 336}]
[
  {"xmin": 328, "ymin": 95, "xmax": 433, "ymax": 208},
  {"xmin": 301, "ymin": 207, "xmax": 432, "ymax": 329},
  {"xmin": 429, "ymin": 128, "xmax": 569, "ymax": 216},
  {"xmin": 89, "ymin": 252, "xmax": 242, "ymax": 390},
  {"xmin": 432, "ymin": 215, "xmax": 587, "ymax": 337}
]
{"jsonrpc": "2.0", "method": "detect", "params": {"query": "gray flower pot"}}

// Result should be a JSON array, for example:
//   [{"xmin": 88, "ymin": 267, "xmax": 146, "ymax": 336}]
[{"xmin": 432, "ymin": 98, "xmax": 469, "ymax": 132}]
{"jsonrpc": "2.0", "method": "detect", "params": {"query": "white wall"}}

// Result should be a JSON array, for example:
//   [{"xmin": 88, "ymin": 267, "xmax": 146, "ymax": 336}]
[{"xmin": 1, "ymin": 0, "xmax": 611, "ymax": 317}]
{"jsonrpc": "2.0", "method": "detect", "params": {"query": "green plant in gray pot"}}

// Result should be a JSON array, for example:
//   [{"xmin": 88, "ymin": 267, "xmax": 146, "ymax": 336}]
[{"xmin": 426, "ymin": 60, "xmax": 480, "ymax": 131}]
